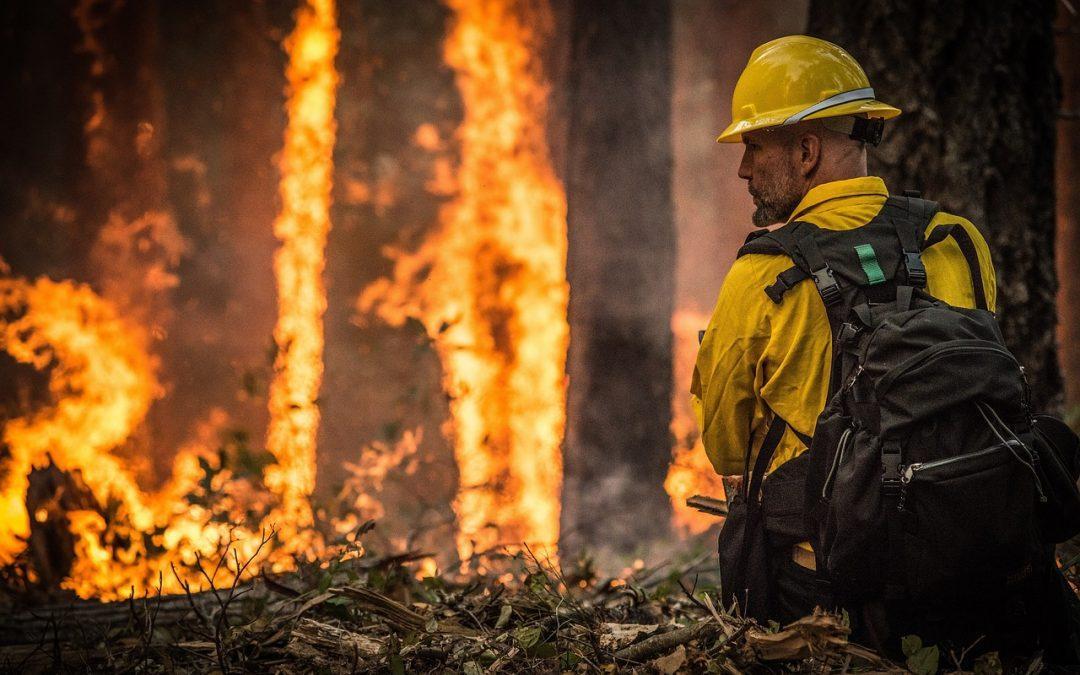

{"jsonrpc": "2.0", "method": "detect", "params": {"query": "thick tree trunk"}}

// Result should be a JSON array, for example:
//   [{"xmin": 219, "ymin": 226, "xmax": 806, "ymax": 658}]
[
  {"xmin": 1056, "ymin": 7, "xmax": 1080, "ymax": 416},
  {"xmin": 319, "ymin": 0, "xmax": 459, "ymax": 554},
  {"xmin": 808, "ymin": 0, "xmax": 1062, "ymax": 409},
  {"xmin": 561, "ymin": 0, "xmax": 676, "ymax": 557},
  {"xmin": 0, "ymin": 1, "xmax": 90, "ymax": 279},
  {"xmin": 149, "ymin": 0, "xmax": 288, "ymax": 474}
]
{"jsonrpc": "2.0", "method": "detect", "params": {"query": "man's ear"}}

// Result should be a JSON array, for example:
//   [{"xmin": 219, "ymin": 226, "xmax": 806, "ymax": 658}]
[{"xmin": 797, "ymin": 132, "xmax": 822, "ymax": 178}]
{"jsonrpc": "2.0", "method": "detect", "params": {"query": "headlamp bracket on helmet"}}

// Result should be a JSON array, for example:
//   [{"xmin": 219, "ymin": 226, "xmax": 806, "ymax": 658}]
[{"xmin": 850, "ymin": 117, "xmax": 884, "ymax": 146}]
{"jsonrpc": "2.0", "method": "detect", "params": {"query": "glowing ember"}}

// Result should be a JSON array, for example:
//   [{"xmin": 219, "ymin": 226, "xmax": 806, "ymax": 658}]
[
  {"xmin": 264, "ymin": 0, "xmax": 340, "ymax": 544},
  {"xmin": 358, "ymin": 0, "xmax": 568, "ymax": 558},
  {"xmin": 664, "ymin": 309, "xmax": 726, "ymax": 534}
]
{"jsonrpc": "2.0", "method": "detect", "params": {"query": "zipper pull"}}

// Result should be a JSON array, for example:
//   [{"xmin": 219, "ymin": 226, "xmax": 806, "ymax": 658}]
[
  {"xmin": 1019, "ymin": 366, "xmax": 1031, "ymax": 407},
  {"xmin": 901, "ymin": 463, "xmax": 921, "ymax": 484},
  {"xmin": 845, "ymin": 364, "xmax": 864, "ymax": 391},
  {"xmin": 896, "ymin": 463, "xmax": 919, "ymax": 511}
]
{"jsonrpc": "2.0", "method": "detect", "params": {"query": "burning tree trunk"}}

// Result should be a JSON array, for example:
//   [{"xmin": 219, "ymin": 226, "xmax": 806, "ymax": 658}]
[
  {"xmin": 25, "ymin": 458, "xmax": 98, "ymax": 590},
  {"xmin": 1056, "ymin": 6, "xmax": 1080, "ymax": 414},
  {"xmin": 808, "ymin": 0, "xmax": 1063, "ymax": 408},
  {"xmin": 562, "ymin": 0, "xmax": 676, "ymax": 556}
]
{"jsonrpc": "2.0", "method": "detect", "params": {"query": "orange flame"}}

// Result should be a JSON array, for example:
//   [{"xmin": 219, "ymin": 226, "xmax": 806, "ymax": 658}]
[
  {"xmin": 664, "ymin": 309, "xmax": 725, "ymax": 535},
  {"xmin": 358, "ymin": 0, "xmax": 568, "ymax": 559},
  {"xmin": 0, "ymin": 279, "xmax": 278, "ymax": 598},
  {"xmin": 332, "ymin": 429, "xmax": 422, "ymax": 532},
  {"xmin": 0, "ymin": 0, "xmax": 342, "ymax": 599},
  {"xmin": 264, "ymin": 0, "xmax": 340, "ymax": 546},
  {"xmin": 0, "ymin": 277, "xmax": 161, "ymax": 560}
]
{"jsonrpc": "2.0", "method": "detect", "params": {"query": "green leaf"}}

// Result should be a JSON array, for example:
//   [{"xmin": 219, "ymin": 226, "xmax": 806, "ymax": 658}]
[
  {"xmin": 495, "ymin": 603, "xmax": 513, "ymax": 629},
  {"xmin": 900, "ymin": 634, "xmax": 923, "ymax": 658},
  {"xmin": 462, "ymin": 662, "xmax": 483, "ymax": 675},
  {"xmin": 525, "ymin": 572, "xmax": 549, "ymax": 595},
  {"xmin": 390, "ymin": 654, "xmax": 405, "ymax": 675},
  {"xmin": 513, "ymin": 625, "xmax": 543, "ymax": 649},
  {"xmin": 317, "ymin": 573, "xmax": 332, "ymax": 594},
  {"xmin": 528, "ymin": 642, "xmax": 557, "ymax": 658},
  {"xmin": 906, "ymin": 645, "xmax": 939, "ymax": 675},
  {"xmin": 560, "ymin": 651, "xmax": 581, "ymax": 669},
  {"xmin": 974, "ymin": 651, "xmax": 1003, "ymax": 675}
]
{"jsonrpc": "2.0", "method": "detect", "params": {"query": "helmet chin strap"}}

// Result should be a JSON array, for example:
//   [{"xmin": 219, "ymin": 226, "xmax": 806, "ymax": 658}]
[
  {"xmin": 817, "ymin": 115, "xmax": 886, "ymax": 147},
  {"xmin": 780, "ymin": 87, "xmax": 886, "ymax": 147}
]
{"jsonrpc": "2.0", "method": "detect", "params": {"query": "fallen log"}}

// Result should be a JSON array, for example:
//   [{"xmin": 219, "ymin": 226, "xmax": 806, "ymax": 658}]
[
  {"xmin": 0, "ymin": 581, "xmax": 264, "ymax": 647},
  {"xmin": 285, "ymin": 616, "xmax": 384, "ymax": 667}
]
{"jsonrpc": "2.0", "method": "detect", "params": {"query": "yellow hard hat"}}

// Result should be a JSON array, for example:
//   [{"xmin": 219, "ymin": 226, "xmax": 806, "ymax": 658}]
[{"xmin": 716, "ymin": 35, "xmax": 901, "ymax": 143}]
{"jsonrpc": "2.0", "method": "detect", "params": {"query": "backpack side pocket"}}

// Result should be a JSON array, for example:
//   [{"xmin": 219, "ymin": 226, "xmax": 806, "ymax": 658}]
[{"xmin": 1032, "ymin": 414, "xmax": 1080, "ymax": 543}]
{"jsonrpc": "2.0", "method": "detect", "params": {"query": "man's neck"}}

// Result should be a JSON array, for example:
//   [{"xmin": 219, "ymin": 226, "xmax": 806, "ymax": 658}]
[{"xmin": 804, "ymin": 165, "xmax": 868, "ymax": 194}]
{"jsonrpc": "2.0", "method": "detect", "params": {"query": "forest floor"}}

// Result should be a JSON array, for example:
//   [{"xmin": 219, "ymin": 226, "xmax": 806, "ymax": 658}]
[{"xmin": 2, "ymin": 528, "xmax": 1072, "ymax": 673}]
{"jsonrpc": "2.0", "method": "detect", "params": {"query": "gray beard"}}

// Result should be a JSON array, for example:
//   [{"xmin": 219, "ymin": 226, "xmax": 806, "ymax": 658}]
[{"xmin": 751, "ymin": 196, "xmax": 799, "ymax": 228}]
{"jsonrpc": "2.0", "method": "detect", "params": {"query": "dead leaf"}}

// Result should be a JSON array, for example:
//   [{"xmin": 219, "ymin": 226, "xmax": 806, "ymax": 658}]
[
  {"xmin": 746, "ymin": 611, "xmax": 849, "ymax": 660},
  {"xmin": 650, "ymin": 644, "xmax": 687, "ymax": 674},
  {"xmin": 598, "ymin": 622, "xmax": 662, "ymax": 651}
]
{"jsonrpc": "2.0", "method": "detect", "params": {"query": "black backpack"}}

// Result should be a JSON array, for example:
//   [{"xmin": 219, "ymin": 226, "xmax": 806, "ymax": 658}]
[{"xmin": 732, "ymin": 195, "xmax": 1080, "ymax": 634}]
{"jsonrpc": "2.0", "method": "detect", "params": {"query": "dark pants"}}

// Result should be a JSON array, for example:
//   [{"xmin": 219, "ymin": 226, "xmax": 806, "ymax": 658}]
[{"xmin": 767, "ymin": 547, "xmax": 834, "ymax": 625}]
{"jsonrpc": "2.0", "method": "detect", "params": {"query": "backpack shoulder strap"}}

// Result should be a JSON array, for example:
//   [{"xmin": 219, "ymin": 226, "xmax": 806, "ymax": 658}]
[
  {"xmin": 875, "ymin": 195, "xmax": 940, "ymax": 289},
  {"xmin": 736, "ymin": 228, "xmax": 785, "ymax": 257},
  {"xmin": 923, "ymin": 222, "xmax": 990, "ymax": 311},
  {"xmin": 737, "ymin": 221, "xmax": 843, "ymax": 307}
]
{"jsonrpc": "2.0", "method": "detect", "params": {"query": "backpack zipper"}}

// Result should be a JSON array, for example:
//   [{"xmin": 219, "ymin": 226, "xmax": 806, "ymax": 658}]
[
  {"xmin": 899, "ymin": 441, "xmax": 1020, "ymax": 484},
  {"xmin": 821, "ymin": 427, "xmax": 853, "ymax": 499},
  {"xmin": 897, "ymin": 442, "xmax": 1020, "ymax": 512},
  {"xmin": 877, "ymin": 341, "xmax": 1018, "ymax": 394}
]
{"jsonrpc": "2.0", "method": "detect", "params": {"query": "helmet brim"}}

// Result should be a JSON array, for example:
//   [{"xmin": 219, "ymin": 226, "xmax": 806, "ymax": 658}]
[{"xmin": 715, "ymin": 99, "xmax": 902, "ymax": 143}]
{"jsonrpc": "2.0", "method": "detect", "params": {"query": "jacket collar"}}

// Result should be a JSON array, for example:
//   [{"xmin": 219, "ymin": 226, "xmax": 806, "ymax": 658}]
[{"xmin": 786, "ymin": 176, "xmax": 888, "ymax": 223}]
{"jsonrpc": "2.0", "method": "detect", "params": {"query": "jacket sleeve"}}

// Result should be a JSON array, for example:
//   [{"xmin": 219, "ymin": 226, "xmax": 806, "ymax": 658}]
[
  {"xmin": 692, "ymin": 253, "xmax": 832, "ymax": 476},
  {"xmin": 691, "ymin": 255, "xmax": 771, "ymax": 476}
]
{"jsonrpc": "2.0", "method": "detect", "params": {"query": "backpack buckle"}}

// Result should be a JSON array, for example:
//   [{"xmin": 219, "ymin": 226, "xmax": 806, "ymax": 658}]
[
  {"xmin": 881, "ymin": 451, "xmax": 902, "ymax": 497},
  {"xmin": 811, "ymin": 266, "xmax": 842, "ymax": 306},
  {"xmin": 836, "ymin": 322, "xmax": 861, "ymax": 346},
  {"xmin": 903, "ymin": 251, "xmax": 927, "ymax": 287}
]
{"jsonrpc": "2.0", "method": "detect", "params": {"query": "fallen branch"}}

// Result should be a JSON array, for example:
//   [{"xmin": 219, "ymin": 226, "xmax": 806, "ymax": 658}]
[
  {"xmin": 613, "ymin": 618, "xmax": 742, "ymax": 664},
  {"xmin": 286, "ymin": 617, "xmax": 383, "ymax": 665}
]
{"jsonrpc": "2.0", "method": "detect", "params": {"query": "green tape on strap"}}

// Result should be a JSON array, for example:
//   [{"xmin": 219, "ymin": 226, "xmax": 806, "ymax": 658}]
[{"xmin": 854, "ymin": 244, "xmax": 886, "ymax": 285}]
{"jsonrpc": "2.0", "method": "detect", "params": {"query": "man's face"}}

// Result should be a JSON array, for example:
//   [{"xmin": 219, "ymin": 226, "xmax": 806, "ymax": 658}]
[{"xmin": 738, "ymin": 129, "xmax": 803, "ymax": 228}]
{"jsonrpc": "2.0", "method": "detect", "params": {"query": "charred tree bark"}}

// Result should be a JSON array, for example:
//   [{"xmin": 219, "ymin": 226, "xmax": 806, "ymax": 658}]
[
  {"xmin": 25, "ymin": 459, "xmax": 98, "ymax": 590},
  {"xmin": 1056, "ymin": 6, "xmax": 1080, "ymax": 415},
  {"xmin": 0, "ymin": 1, "xmax": 91, "ymax": 279},
  {"xmin": 562, "ymin": 0, "xmax": 676, "ymax": 556},
  {"xmin": 151, "ymin": 0, "xmax": 290, "ymax": 473},
  {"xmin": 808, "ymin": 0, "xmax": 1062, "ymax": 409}
]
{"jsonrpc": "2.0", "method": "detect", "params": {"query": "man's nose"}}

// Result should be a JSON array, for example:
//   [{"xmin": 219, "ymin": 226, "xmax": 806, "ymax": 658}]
[{"xmin": 737, "ymin": 149, "xmax": 752, "ymax": 181}]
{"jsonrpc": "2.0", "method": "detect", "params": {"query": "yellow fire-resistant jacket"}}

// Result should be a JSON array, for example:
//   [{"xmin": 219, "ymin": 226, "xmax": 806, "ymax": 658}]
[{"xmin": 692, "ymin": 176, "xmax": 997, "ymax": 476}]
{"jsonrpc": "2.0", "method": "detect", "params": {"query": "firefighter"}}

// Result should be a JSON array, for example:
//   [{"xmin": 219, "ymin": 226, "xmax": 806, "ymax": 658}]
[{"xmin": 693, "ymin": 35, "xmax": 997, "ymax": 625}]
